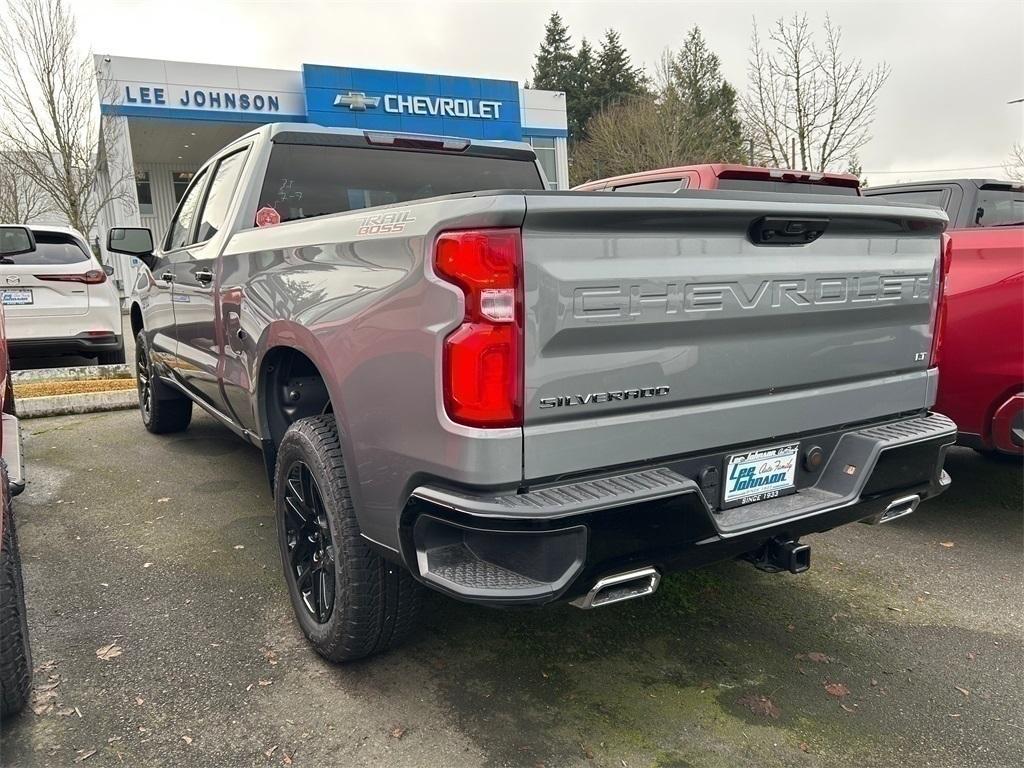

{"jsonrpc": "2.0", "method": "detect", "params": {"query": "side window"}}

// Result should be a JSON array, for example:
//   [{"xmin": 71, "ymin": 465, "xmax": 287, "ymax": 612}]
[
  {"xmin": 973, "ymin": 187, "xmax": 1024, "ymax": 227},
  {"xmin": 195, "ymin": 148, "xmax": 250, "ymax": 243},
  {"xmin": 164, "ymin": 168, "xmax": 208, "ymax": 251}
]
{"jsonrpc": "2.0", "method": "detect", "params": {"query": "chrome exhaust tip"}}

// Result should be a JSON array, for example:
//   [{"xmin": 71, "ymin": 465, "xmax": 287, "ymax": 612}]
[
  {"xmin": 570, "ymin": 567, "xmax": 661, "ymax": 610},
  {"xmin": 865, "ymin": 493, "xmax": 921, "ymax": 525}
]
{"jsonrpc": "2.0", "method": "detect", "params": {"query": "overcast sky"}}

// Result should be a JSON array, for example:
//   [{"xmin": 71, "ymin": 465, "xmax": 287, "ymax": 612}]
[{"xmin": 72, "ymin": 0, "xmax": 1023, "ymax": 182}]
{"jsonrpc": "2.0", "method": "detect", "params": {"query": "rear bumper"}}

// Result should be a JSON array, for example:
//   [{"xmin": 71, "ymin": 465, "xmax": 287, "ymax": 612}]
[
  {"xmin": 8, "ymin": 333, "xmax": 122, "ymax": 358},
  {"xmin": 401, "ymin": 412, "xmax": 956, "ymax": 607}
]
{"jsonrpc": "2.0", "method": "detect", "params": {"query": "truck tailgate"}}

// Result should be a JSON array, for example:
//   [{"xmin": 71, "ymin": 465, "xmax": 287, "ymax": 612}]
[{"xmin": 520, "ymin": 192, "xmax": 946, "ymax": 480}]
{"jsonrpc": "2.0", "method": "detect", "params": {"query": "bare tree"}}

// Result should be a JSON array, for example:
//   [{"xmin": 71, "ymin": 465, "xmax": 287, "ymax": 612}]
[
  {"xmin": 0, "ymin": 148, "xmax": 53, "ymax": 222},
  {"xmin": 743, "ymin": 14, "xmax": 890, "ymax": 172},
  {"xmin": 570, "ymin": 98, "xmax": 681, "ymax": 184},
  {"xmin": 1005, "ymin": 143, "xmax": 1024, "ymax": 182},
  {"xmin": 0, "ymin": 0, "xmax": 133, "ymax": 235}
]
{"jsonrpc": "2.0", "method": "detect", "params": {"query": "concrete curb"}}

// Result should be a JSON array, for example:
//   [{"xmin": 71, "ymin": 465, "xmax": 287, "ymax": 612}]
[
  {"xmin": 19, "ymin": 389, "xmax": 137, "ymax": 419},
  {"xmin": 13, "ymin": 364, "xmax": 133, "ymax": 383}
]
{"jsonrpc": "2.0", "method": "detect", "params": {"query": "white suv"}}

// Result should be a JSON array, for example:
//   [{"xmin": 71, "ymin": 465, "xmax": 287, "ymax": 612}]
[{"xmin": 0, "ymin": 225, "xmax": 124, "ymax": 365}]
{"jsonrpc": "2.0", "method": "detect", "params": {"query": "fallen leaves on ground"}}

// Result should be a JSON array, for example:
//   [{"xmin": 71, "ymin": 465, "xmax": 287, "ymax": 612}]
[
  {"xmin": 265, "ymin": 745, "xmax": 278, "ymax": 758},
  {"xmin": 798, "ymin": 741, "xmax": 811, "ymax": 753},
  {"xmin": 96, "ymin": 642, "xmax": 123, "ymax": 661},
  {"xmin": 73, "ymin": 749, "xmax": 97, "ymax": 763},
  {"xmin": 31, "ymin": 689, "xmax": 58, "ymax": 716},
  {"xmin": 955, "ymin": 685, "xmax": 970, "ymax": 697},
  {"xmin": 390, "ymin": 725, "xmax": 406, "ymax": 739},
  {"xmin": 282, "ymin": 753, "xmax": 293, "ymax": 765},
  {"xmin": 797, "ymin": 652, "xmax": 833, "ymax": 664},
  {"xmin": 825, "ymin": 682, "xmax": 850, "ymax": 699},
  {"xmin": 258, "ymin": 679, "xmax": 273, "ymax": 687},
  {"xmin": 15, "ymin": 378, "xmax": 134, "ymax": 398},
  {"xmin": 737, "ymin": 693, "xmax": 781, "ymax": 719},
  {"xmin": 263, "ymin": 649, "xmax": 279, "ymax": 666},
  {"xmin": 940, "ymin": 541, "xmax": 955, "ymax": 548},
  {"xmin": 181, "ymin": 736, "xmax": 193, "ymax": 745}
]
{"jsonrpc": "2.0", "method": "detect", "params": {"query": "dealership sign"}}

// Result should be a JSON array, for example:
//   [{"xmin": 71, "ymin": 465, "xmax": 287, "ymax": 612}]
[
  {"xmin": 334, "ymin": 90, "xmax": 503, "ymax": 120},
  {"xmin": 122, "ymin": 85, "xmax": 282, "ymax": 112}
]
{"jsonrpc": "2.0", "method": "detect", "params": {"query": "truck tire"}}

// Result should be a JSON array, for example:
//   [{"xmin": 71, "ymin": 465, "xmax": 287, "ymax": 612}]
[
  {"xmin": 274, "ymin": 415, "xmax": 423, "ymax": 662},
  {"xmin": 135, "ymin": 331, "xmax": 192, "ymax": 434},
  {"xmin": 0, "ymin": 464, "xmax": 32, "ymax": 720}
]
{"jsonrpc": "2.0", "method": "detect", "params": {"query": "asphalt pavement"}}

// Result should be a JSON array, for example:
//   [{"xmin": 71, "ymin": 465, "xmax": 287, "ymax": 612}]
[{"xmin": 1, "ymin": 409, "xmax": 1021, "ymax": 768}]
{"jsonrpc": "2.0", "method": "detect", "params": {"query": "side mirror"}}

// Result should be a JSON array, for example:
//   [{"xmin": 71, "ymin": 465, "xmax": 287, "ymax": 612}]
[
  {"xmin": 0, "ymin": 226, "xmax": 36, "ymax": 258},
  {"xmin": 108, "ymin": 227, "xmax": 154, "ymax": 256},
  {"xmin": 102, "ymin": 264, "xmax": 115, "ymax": 276},
  {"xmin": 107, "ymin": 227, "xmax": 155, "ymax": 270}
]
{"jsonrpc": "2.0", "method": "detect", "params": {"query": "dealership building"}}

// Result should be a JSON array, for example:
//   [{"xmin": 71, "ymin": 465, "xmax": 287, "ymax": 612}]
[{"xmin": 92, "ymin": 55, "xmax": 569, "ymax": 293}]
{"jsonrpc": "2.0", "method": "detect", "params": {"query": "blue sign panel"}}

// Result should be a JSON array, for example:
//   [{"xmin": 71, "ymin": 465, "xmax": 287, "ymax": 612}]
[{"xmin": 303, "ymin": 64, "xmax": 522, "ymax": 141}]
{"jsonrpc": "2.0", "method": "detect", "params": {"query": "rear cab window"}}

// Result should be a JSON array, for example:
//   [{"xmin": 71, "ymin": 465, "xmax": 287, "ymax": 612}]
[
  {"xmin": 0, "ymin": 232, "xmax": 89, "ymax": 265},
  {"xmin": 255, "ymin": 141, "xmax": 545, "ymax": 225},
  {"xmin": 715, "ymin": 178, "xmax": 858, "ymax": 195},
  {"xmin": 973, "ymin": 186, "xmax": 1024, "ymax": 227},
  {"xmin": 613, "ymin": 179, "xmax": 688, "ymax": 193},
  {"xmin": 864, "ymin": 188, "xmax": 951, "ymax": 211}
]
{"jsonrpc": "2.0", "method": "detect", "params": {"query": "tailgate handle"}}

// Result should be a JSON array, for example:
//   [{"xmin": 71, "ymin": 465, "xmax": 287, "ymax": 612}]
[{"xmin": 749, "ymin": 217, "xmax": 829, "ymax": 246}]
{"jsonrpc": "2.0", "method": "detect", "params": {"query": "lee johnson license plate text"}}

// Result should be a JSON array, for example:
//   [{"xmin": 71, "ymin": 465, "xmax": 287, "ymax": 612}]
[
  {"xmin": 723, "ymin": 443, "xmax": 799, "ymax": 507},
  {"xmin": 1, "ymin": 289, "xmax": 32, "ymax": 306}
]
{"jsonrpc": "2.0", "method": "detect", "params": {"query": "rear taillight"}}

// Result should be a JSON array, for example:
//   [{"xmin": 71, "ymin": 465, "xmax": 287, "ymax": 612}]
[
  {"xmin": 434, "ymin": 228, "xmax": 523, "ymax": 428},
  {"xmin": 35, "ymin": 269, "xmax": 107, "ymax": 284},
  {"xmin": 929, "ymin": 234, "xmax": 952, "ymax": 367}
]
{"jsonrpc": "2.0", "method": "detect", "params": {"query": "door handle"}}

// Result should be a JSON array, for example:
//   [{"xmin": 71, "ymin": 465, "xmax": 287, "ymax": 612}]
[
  {"xmin": 160, "ymin": 271, "xmax": 174, "ymax": 282},
  {"xmin": 193, "ymin": 269, "xmax": 214, "ymax": 285}
]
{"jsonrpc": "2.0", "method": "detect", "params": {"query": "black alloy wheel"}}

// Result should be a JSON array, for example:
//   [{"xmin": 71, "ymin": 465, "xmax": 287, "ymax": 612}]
[
  {"xmin": 136, "ymin": 342, "xmax": 152, "ymax": 421},
  {"xmin": 283, "ymin": 460, "xmax": 336, "ymax": 624}
]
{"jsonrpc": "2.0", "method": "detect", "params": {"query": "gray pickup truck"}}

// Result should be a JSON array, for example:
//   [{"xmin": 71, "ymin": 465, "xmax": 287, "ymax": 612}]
[{"xmin": 107, "ymin": 123, "xmax": 955, "ymax": 662}]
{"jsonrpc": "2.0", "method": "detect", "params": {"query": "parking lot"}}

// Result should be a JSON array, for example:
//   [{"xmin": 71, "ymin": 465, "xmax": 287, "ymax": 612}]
[{"xmin": 1, "ymin": 409, "xmax": 1021, "ymax": 768}]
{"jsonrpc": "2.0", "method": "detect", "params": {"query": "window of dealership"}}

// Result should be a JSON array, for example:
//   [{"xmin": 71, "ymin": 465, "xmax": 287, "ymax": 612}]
[{"xmin": 93, "ymin": 56, "xmax": 569, "ymax": 282}]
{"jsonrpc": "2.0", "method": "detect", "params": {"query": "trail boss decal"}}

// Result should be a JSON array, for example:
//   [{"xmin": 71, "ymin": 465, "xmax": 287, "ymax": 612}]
[
  {"xmin": 357, "ymin": 210, "xmax": 415, "ymax": 236},
  {"xmin": 539, "ymin": 386, "xmax": 670, "ymax": 409}
]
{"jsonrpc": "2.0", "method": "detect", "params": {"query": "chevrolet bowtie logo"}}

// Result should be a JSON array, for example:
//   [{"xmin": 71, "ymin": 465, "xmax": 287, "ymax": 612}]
[{"xmin": 333, "ymin": 91, "xmax": 380, "ymax": 110}]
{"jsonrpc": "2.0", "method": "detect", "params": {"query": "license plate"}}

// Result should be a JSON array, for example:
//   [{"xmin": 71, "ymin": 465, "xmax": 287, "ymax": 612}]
[
  {"xmin": 1, "ymin": 289, "xmax": 32, "ymax": 306},
  {"xmin": 722, "ymin": 442, "xmax": 800, "ymax": 508}
]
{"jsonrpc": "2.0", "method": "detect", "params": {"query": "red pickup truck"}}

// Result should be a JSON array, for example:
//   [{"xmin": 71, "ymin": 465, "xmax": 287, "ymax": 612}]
[
  {"xmin": 0, "ymin": 227, "xmax": 31, "ymax": 719},
  {"xmin": 864, "ymin": 180, "xmax": 1024, "ymax": 455},
  {"xmin": 574, "ymin": 163, "xmax": 861, "ymax": 196},
  {"xmin": 578, "ymin": 167, "xmax": 1023, "ymax": 457}
]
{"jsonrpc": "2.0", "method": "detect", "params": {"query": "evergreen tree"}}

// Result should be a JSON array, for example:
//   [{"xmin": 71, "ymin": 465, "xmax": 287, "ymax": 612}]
[
  {"xmin": 569, "ymin": 37, "xmax": 596, "ymax": 142},
  {"xmin": 591, "ymin": 29, "xmax": 648, "ymax": 112},
  {"xmin": 531, "ymin": 12, "xmax": 575, "ymax": 92},
  {"xmin": 663, "ymin": 27, "xmax": 745, "ymax": 162}
]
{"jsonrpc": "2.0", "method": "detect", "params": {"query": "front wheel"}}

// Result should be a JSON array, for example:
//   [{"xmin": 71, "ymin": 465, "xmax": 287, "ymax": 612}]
[
  {"xmin": 136, "ymin": 331, "xmax": 192, "ymax": 434},
  {"xmin": 274, "ymin": 415, "xmax": 423, "ymax": 662}
]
